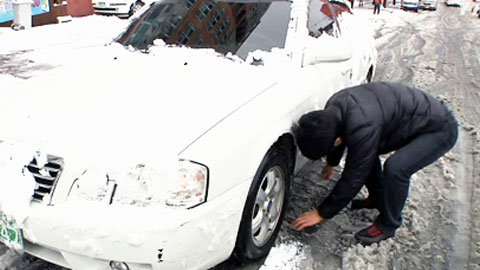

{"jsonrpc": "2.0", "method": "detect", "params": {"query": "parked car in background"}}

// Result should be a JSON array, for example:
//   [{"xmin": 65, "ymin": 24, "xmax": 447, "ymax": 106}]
[
  {"xmin": 402, "ymin": 0, "xmax": 420, "ymax": 11},
  {"xmin": 419, "ymin": 0, "xmax": 438, "ymax": 9},
  {"xmin": 92, "ymin": 0, "xmax": 145, "ymax": 17},
  {"xmin": 473, "ymin": 1, "xmax": 480, "ymax": 17},
  {"xmin": 445, "ymin": 0, "xmax": 462, "ymax": 6},
  {"xmin": 0, "ymin": 0, "xmax": 377, "ymax": 269}
]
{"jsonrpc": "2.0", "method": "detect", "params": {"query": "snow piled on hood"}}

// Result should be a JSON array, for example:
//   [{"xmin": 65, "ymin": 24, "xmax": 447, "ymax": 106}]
[{"xmin": 0, "ymin": 74, "xmax": 23, "ymax": 91}]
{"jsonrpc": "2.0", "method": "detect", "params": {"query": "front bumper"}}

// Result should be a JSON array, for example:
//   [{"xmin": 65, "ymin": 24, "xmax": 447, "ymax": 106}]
[{"xmin": 22, "ymin": 179, "xmax": 250, "ymax": 270}]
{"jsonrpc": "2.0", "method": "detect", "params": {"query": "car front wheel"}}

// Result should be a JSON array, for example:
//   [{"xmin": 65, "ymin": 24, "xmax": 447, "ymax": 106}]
[{"xmin": 233, "ymin": 144, "xmax": 292, "ymax": 263}]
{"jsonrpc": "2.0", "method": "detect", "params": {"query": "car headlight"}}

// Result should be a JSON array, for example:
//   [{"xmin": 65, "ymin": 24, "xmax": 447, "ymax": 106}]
[{"xmin": 166, "ymin": 160, "xmax": 208, "ymax": 208}]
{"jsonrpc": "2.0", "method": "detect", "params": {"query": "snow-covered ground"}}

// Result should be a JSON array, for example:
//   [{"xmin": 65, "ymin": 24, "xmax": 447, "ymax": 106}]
[{"xmin": 1, "ymin": 2, "xmax": 480, "ymax": 270}]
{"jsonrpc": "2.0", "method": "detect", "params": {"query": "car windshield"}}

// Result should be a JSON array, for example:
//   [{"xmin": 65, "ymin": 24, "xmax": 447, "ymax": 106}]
[{"xmin": 116, "ymin": 0, "xmax": 291, "ymax": 59}]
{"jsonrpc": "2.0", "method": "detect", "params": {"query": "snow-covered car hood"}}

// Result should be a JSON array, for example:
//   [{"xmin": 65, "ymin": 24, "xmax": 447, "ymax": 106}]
[
  {"xmin": 0, "ymin": 45, "xmax": 278, "ymax": 163},
  {"xmin": 0, "ymin": 44, "xmax": 281, "ymax": 209}
]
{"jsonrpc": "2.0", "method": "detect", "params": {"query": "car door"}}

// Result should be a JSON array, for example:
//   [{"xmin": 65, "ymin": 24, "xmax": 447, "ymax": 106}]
[
  {"xmin": 300, "ymin": 0, "xmax": 354, "ymax": 106},
  {"xmin": 330, "ymin": 0, "xmax": 374, "ymax": 83}
]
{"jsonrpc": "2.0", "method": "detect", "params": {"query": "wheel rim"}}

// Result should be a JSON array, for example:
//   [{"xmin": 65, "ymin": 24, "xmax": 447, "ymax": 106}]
[{"xmin": 251, "ymin": 166, "xmax": 285, "ymax": 247}]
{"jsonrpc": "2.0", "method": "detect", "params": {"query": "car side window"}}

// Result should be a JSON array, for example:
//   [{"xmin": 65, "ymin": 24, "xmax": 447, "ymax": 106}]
[{"xmin": 307, "ymin": 0, "xmax": 342, "ymax": 38}]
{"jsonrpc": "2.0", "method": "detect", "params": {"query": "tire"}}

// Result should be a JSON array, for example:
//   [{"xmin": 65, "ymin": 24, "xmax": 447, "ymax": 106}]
[{"xmin": 232, "ymin": 144, "xmax": 292, "ymax": 263}]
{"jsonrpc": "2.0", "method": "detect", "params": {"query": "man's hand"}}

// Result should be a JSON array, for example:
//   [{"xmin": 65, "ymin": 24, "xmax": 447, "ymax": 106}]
[
  {"xmin": 292, "ymin": 210, "xmax": 324, "ymax": 231},
  {"xmin": 321, "ymin": 165, "xmax": 335, "ymax": 180}
]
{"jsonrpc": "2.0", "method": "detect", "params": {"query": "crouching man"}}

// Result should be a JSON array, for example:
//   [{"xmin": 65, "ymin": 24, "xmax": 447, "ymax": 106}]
[{"xmin": 292, "ymin": 82, "xmax": 458, "ymax": 245}]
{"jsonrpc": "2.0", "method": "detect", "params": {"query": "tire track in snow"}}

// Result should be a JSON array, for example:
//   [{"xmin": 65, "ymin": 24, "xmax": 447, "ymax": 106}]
[
  {"xmin": 432, "ymin": 5, "xmax": 480, "ymax": 269},
  {"xmin": 372, "ymin": 4, "xmax": 480, "ymax": 269}
]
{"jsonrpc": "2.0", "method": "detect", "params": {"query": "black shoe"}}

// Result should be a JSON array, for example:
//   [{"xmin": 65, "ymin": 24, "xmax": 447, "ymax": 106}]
[
  {"xmin": 355, "ymin": 223, "xmax": 393, "ymax": 245},
  {"xmin": 351, "ymin": 198, "xmax": 376, "ymax": 210}
]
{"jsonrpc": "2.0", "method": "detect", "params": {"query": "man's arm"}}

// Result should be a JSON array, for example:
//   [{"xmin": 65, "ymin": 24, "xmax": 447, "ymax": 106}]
[
  {"xmin": 292, "ymin": 210, "xmax": 324, "ymax": 231},
  {"xmin": 317, "ymin": 130, "xmax": 380, "ymax": 219},
  {"xmin": 326, "ymin": 143, "xmax": 346, "ymax": 166},
  {"xmin": 322, "ymin": 142, "xmax": 346, "ymax": 180}
]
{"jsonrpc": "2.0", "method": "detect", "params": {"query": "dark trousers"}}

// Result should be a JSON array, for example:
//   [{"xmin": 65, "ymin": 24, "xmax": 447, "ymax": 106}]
[
  {"xmin": 374, "ymin": 3, "xmax": 381, "ymax": 14},
  {"xmin": 366, "ymin": 111, "xmax": 458, "ymax": 235}
]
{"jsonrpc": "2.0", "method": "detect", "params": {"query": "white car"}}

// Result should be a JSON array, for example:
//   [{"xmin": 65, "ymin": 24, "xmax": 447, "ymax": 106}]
[
  {"xmin": 92, "ymin": 0, "xmax": 145, "ymax": 17},
  {"xmin": 445, "ymin": 0, "xmax": 462, "ymax": 6},
  {"xmin": 402, "ymin": 0, "xmax": 420, "ymax": 11},
  {"xmin": 0, "ymin": 0, "xmax": 376, "ymax": 269},
  {"xmin": 419, "ymin": 0, "xmax": 438, "ymax": 10}
]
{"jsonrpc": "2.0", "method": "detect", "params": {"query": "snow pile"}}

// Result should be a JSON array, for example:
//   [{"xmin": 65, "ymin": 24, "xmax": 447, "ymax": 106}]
[
  {"xmin": 260, "ymin": 240, "xmax": 310, "ymax": 270},
  {"xmin": 0, "ymin": 15, "xmax": 128, "ymax": 80},
  {"xmin": 342, "ymin": 239, "xmax": 397, "ymax": 269},
  {"xmin": 0, "ymin": 15, "xmax": 127, "ymax": 55}
]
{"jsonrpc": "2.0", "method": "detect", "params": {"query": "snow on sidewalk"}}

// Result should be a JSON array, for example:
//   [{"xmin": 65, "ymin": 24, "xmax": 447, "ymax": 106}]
[
  {"xmin": 0, "ymin": 15, "xmax": 128, "ymax": 81},
  {"xmin": 0, "ymin": 15, "xmax": 127, "ymax": 54}
]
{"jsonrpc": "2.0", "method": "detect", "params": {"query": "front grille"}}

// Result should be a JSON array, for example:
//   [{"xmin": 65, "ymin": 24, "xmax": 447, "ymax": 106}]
[{"xmin": 26, "ymin": 155, "xmax": 64, "ymax": 203}]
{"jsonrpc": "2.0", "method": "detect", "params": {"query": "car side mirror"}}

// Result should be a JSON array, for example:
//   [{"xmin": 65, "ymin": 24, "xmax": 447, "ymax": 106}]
[{"xmin": 303, "ymin": 35, "xmax": 353, "ymax": 66}]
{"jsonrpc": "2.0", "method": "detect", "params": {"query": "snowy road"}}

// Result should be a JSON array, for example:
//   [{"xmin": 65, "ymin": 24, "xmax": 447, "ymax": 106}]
[{"xmin": 1, "ymin": 2, "xmax": 480, "ymax": 270}]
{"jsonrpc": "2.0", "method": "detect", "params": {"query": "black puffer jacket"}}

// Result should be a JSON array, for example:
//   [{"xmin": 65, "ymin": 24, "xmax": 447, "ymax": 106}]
[{"xmin": 318, "ymin": 82, "xmax": 450, "ymax": 219}]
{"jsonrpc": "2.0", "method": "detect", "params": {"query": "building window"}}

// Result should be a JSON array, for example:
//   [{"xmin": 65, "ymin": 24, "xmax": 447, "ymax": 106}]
[
  {"xmin": 195, "ymin": 35, "xmax": 204, "ymax": 46},
  {"xmin": 207, "ymin": 6, "xmax": 225, "ymax": 32},
  {"xmin": 196, "ymin": 0, "xmax": 215, "ymax": 21},
  {"xmin": 179, "ymin": 23, "xmax": 196, "ymax": 44},
  {"xmin": 186, "ymin": 0, "xmax": 197, "ymax": 8}
]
